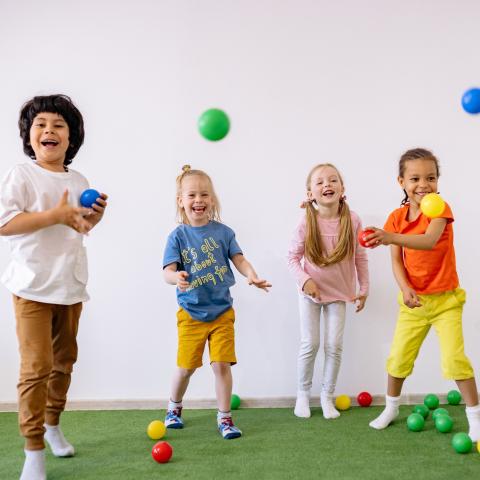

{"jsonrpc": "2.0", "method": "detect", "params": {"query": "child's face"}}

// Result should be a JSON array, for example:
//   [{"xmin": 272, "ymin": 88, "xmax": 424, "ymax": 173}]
[
  {"xmin": 29, "ymin": 112, "xmax": 70, "ymax": 170},
  {"xmin": 398, "ymin": 159, "xmax": 439, "ymax": 208},
  {"xmin": 178, "ymin": 175, "xmax": 214, "ymax": 226},
  {"xmin": 307, "ymin": 166, "xmax": 344, "ymax": 208}
]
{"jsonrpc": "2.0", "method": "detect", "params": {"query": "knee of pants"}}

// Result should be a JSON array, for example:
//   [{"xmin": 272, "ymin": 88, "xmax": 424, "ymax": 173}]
[
  {"xmin": 20, "ymin": 355, "xmax": 53, "ymax": 380},
  {"xmin": 300, "ymin": 340, "xmax": 320, "ymax": 356},
  {"xmin": 324, "ymin": 343, "xmax": 342, "ymax": 359}
]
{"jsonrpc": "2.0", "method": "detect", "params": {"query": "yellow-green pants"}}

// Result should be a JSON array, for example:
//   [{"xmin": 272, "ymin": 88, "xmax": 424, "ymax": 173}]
[{"xmin": 387, "ymin": 288, "xmax": 474, "ymax": 380}]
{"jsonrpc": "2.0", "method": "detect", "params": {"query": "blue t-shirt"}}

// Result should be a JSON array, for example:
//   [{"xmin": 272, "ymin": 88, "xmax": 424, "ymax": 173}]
[{"xmin": 163, "ymin": 221, "xmax": 243, "ymax": 322}]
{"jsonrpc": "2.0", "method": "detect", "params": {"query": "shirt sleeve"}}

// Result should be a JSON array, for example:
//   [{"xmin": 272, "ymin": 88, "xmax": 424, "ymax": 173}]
[
  {"xmin": 353, "ymin": 216, "xmax": 369, "ymax": 296},
  {"xmin": 383, "ymin": 210, "xmax": 398, "ymax": 233},
  {"xmin": 0, "ymin": 167, "xmax": 28, "ymax": 228},
  {"xmin": 286, "ymin": 215, "xmax": 311, "ymax": 289},
  {"xmin": 163, "ymin": 231, "xmax": 181, "ymax": 269},
  {"xmin": 227, "ymin": 229, "xmax": 243, "ymax": 258},
  {"xmin": 440, "ymin": 202, "xmax": 454, "ymax": 224}
]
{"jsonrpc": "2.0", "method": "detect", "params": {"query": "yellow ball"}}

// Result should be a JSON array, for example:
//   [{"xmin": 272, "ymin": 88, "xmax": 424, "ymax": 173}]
[
  {"xmin": 420, "ymin": 193, "xmax": 445, "ymax": 218},
  {"xmin": 335, "ymin": 394, "xmax": 351, "ymax": 411},
  {"xmin": 147, "ymin": 420, "xmax": 166, "ymax": 440}
]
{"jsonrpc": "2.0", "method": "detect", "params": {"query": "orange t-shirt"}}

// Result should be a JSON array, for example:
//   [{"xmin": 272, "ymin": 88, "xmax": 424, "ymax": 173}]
[{"xmin": 383, "ymin": 203, "xmax": 458, "ymax": 294}]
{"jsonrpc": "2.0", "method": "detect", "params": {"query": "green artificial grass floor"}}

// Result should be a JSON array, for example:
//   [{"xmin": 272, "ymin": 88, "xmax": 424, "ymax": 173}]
[{"xmin": 0, "ymin": 406, "xmax": 478, "ymax": 479}]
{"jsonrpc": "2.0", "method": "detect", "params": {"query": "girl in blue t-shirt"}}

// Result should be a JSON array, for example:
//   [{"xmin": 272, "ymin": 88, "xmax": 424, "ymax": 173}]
[{"xmin": 162, "ymin": 165, "xmax": 271, "ymax": 439}]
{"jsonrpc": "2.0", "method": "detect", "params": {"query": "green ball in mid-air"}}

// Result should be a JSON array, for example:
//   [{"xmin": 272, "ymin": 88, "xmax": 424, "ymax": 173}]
[
  {"xmin": 412, "ymin": 404, "xmax": 429, "ymax": 419},
  {"xmin": 447, "ymin": 390, "xmax": 462, "ymax": 405},
  {"xmin": 432, "ymin": 408, "xmax": 449, "ymax": 421},
  {"xmin": 452, "ymin": 432, "xmax": 473, "ymax": 454},
  {"xmin": 435, "ymin": 415, "xmax": 453, "ymax": 433},
  {"xmin": 198, "ymin": 108, "xmax": 230, "ymax": 141},
  {"xmin": 231, "ymin": 394, "xmax": 241, "ymax": 410},
  {"xmin": 424, "ymin": 394, "xmax": 439, "ymax": 410},
  {"xmin": 407, "ymin": 413, "xmax": 425, "ymax": 432}
]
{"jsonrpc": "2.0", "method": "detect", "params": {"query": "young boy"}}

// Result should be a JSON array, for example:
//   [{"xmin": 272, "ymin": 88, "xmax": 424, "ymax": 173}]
[{"xmin": 0, "ymin": 94, "xmax": 108, "ymax": 480}]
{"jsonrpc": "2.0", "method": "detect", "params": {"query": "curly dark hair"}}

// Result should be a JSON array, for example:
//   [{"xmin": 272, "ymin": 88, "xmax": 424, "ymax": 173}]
[{"xmin": 18, "ymin": 94, "xmax": 85, "ymax": 166}]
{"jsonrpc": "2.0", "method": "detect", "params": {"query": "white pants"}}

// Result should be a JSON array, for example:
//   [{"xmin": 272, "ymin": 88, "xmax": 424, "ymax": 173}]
[{"xmin": 297, "ymin": 295, "xmax": 346, "ymax": 395}]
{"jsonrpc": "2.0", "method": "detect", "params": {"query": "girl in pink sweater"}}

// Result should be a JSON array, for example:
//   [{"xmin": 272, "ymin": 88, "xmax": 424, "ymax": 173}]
[{"xmin": 287, "ymin": 163, "xmax": 369, "ymax": 419}]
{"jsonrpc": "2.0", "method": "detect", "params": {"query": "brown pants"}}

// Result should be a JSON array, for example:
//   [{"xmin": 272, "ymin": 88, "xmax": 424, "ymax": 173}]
[{"xmin": 13, "ymin": 295, "xmax": 82, "ymax": 450}]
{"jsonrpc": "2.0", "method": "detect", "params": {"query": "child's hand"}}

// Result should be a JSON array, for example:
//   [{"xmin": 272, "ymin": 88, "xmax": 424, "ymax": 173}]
[
  {"xmin": 402, "ymin": 287, "xmax": 422, "ymax": 309},
  {"xmin": 247, "ymin": 275, "xmax": 271, "ymax": 292},
  {"xmin": 53, "ymin": 190, "xmax": 92, "ymax": 234},
  {"xmin": 176, "ymin": 271, "xmax": 190, "ymax": 291},
  {"xmin": 352, "ymin": 294, "xmax": 367, "ymax": 312},
  {"xmin": 84, "ymin": 193, "xmax": 108, "ymax": 229},
  {"xmin": 363, "ymin": 227, "xmax": 392, "ymax": 247},
  {"xmin": 303, "ymin": 279, "xmax": 321, "ymax": 300}
]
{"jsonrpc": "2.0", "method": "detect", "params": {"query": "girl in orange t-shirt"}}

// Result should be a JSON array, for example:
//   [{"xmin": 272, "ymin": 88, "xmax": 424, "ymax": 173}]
[{"xmin": 364, "ymin": 148, "xmax": 479, "ymax": 442}]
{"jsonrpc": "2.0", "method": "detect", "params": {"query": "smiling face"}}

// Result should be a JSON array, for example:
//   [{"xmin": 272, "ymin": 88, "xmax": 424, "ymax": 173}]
[
  {"xmin": 29, "ymin": 112, "xmax": 70, "ymax": 171},
  {"xmin": 398, "ymin": 159, "xmax": 439, "ymax": 209},
  {"xmin": 307, "ymin": 165, "xmax": 345, "ymax": 208},
  {"xmin": 177, "ymin": 174, "xmax": 215, "ymax": 226}
]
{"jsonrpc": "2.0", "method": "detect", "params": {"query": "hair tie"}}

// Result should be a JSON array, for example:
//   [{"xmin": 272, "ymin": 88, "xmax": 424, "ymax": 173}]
[{"xmin": 182, "ymin": 165, "xmax": 191, "ymax": 173}]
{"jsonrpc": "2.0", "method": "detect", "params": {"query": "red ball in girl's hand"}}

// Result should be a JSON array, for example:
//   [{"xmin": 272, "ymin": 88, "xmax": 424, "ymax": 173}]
[
  {"xmin": 357, "ymin": 229, "xmax": 375, "ymax": 248},
  {"xmin": 357, "ymin": 391, "xmax": 373, "ymax": 407}
]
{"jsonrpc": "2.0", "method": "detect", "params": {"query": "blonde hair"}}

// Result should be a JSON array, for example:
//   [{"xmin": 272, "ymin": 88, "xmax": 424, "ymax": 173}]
[
  {"xmin": 304, "ymin": 163, "xmax": 354, "ymax": 266},
  {"xmin": 176, "ymin": 165, "xmax": 221, "ymax": 224}
]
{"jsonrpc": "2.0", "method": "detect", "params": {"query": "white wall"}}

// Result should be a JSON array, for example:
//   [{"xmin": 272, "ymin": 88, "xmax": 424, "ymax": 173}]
[{"xmin": 1, "ymin": 0, "xmax": 479, "ymax": 404}]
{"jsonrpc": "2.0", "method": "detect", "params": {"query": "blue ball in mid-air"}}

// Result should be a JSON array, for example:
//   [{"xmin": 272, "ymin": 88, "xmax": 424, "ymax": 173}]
[
  {"xmin": 80, "ymin": 189, "xmax": 100, "ymax": 208},
  {"xmin": 461, "ymin": 88, "xmax": 480, "ymax": 114}
]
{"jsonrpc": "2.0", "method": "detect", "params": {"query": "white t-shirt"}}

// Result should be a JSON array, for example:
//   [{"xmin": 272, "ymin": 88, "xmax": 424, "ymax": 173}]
[{"xmin": 0, "ymin": 161, "xmax": 90, "ymax": 305}]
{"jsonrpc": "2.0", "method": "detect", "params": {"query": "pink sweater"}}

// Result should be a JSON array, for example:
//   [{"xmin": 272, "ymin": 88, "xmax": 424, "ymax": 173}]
[{"xmin": 287, "ymin": 211, "xmax": 369, "ymax": 303}]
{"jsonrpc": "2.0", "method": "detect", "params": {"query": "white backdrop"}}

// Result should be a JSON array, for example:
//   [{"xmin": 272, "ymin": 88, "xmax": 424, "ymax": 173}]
[{"xmin": 0, "ymin": 0, "xmax": 479, "ymax": 405}]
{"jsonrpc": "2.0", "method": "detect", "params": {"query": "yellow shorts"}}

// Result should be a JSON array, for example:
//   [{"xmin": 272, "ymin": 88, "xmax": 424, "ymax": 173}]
[
  {"xmin": 176, "ymin": 307, "xmax": 236, "ymax": 369},
  {"xmin": 387, "ymin": 288, "xmax": 473, "ymax": 380}
]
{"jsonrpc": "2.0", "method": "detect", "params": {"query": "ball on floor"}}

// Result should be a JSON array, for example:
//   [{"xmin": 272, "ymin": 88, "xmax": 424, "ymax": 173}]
[
  {"xmin": 147, "ymin": 420, "xmax": 166, "ymax": 440},
  {"xmin": 335, "ymin": 395, "xmax": 351, "ymax": 411}
]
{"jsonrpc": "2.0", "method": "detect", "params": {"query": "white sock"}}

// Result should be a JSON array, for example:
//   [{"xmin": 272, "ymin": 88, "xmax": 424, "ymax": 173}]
[
  {"xmin": 44, "ymin": 423, "xmax": 75, "ymax": 457},
  {"xmin": 217, "ymin": 410, "xmax": 232, "ymax": 424},
  {"xmin": 369, "ymin": 395, "xmax": 400, "ymax": 430},
  {"xmin": 20, "ymin": 449, "xmax": 46, "ymax": 480},
  {"xmin": 320, "ymin": 392, "xmax": 340, "ymax": 419},
  {"xmin": 466, "ymin": 404, "xmax": 480, "ymax": 442},
  {"xmin": 168, "ymin": 399, "xmax": 182, "ymax": 411},
  {"xmin": 294, "ymin": 391, "xmax": 311, "ymax": 418}
]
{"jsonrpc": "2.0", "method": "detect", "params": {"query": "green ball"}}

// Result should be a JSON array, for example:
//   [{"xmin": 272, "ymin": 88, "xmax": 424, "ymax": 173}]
[
  {"xmin": 407, "ymin": 413, "xmax": 425, "ymax": 432},
  {"xmin": 231, "ymin": 394, "xmax": 241, "ymax": 410},
  {"xmin": 432, "ymin": 408, "xmax": 449, "ymax": 421},
  {"xmin": 452, "ymin": 432, "xmax": 473, "ymax": 454},
  {"xmin": 423, "ymin": 394, "xmax": 439, "ymax": 410},
  {"xmin": 412, "ymin": 404, "xmax": 429, "ymax": 419},
  {"xmin": 198, "ymin": 108, "xmax": 230, "ymax": 141},
  {"xmin": 435, "ymin": 415, "xmax": 453, "ymax": 433},
  {"xmin": 447, "ymin": 390, "xmax": 462, "ymax": 405}
]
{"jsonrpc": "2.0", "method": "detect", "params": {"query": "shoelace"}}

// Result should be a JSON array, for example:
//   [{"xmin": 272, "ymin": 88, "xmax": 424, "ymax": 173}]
[{"xmin": 219, "ymin": 417, "xmax": 235, "ymax": 429}]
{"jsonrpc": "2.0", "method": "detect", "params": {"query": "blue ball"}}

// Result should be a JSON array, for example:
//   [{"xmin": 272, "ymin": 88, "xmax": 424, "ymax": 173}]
[
  {"xmin": 461, "ymin": 88, "xmax": 480, "ymax": 114},
  {"xmin": 80, "ymin": 189, "xmax": 100, "ymax": 208}
]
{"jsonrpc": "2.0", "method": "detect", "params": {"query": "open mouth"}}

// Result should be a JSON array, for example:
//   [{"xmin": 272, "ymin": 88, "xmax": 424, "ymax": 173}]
[
  {"xmin": 192, "ymin": 206, "xmax": 206, "ymax": 214},
  {"xmin": 41, "ymin": 140, "xmax": 59, "ymax": 148},
  {"xmin": 322, "ymin": 190, "xmax": 335, "ymax": 197}
]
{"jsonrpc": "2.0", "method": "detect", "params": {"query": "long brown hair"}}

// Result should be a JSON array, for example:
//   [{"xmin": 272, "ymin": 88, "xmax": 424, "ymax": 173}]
[
  {"xmin": 176, "ymin": 165, "xmax": 221, "ymax": 224},
  {"xmin": 304, "ymin": 164, "xmax": 354, "ymax": 267},
  {"xmin": 398, "ymin": 148, "xmax": 440, "ymax": 205}
]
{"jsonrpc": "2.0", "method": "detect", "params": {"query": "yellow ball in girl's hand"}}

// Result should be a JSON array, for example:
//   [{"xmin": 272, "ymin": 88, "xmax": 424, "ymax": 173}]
[
  {"xmin": 335, "ymin": 394, "xmax": 351, "ymax": 411},
  {"xmin": 147, "ymin": 420, "xmax": 166, "ymax": 440},
  {"xmin": 420, "ymin": 193, "xmax": 445, "ymax": 218}
]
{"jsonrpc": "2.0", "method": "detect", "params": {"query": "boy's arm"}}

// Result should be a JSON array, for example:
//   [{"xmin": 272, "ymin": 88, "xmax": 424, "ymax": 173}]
[
  {"xmin": 164, "ymin": 262, "xmax": 190, "ymax": 291},
  {"xmin": 390, "ymin": 245, "xmax": 421, "ymax": 308},
  {"xmin": 83, "ymin": 193, "xmax": 108, "ymax": 230},
  {"xmin": 0, "ymin": 190, "xmax": 91, "ymax": 236},
  {"xmin": 231, "ymin": 253, "xmax": 271, "ymax": 291},
  {"xmin": 365, "ymin": 218, "xmax": 447, "ymax": 250}
]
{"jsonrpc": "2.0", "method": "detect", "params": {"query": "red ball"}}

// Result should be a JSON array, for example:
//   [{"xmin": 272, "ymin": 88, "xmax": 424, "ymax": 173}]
[
  {"xmin": 357, "ymin": 229, "xmax": 375, "ymax": 248},
  {"xmin": 357, "ymin": 391, "xmax": 373, "ymax": 407},
  {"xmin": 152, "ymin": 441, "xmax": 173, "ymax": 463}
]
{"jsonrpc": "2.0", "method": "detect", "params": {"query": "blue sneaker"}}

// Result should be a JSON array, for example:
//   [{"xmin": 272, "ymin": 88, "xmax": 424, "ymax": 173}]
[
  {"xmin": 165, "ymin": 407, "xmax": 184, "ymax": 429},
  {"xmin": 218, "ymin": 417, "xmax": 242, "ymax": 439}
]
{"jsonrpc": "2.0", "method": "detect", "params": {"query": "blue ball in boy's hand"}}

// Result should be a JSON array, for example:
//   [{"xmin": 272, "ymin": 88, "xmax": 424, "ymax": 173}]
[
  {"xmin": 80, "ymin": 189, "xmax": 100, "ymax": 208},
  {"xmin": 461, "ymin": 87, "xmax": 480, "ymax": 114}
]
